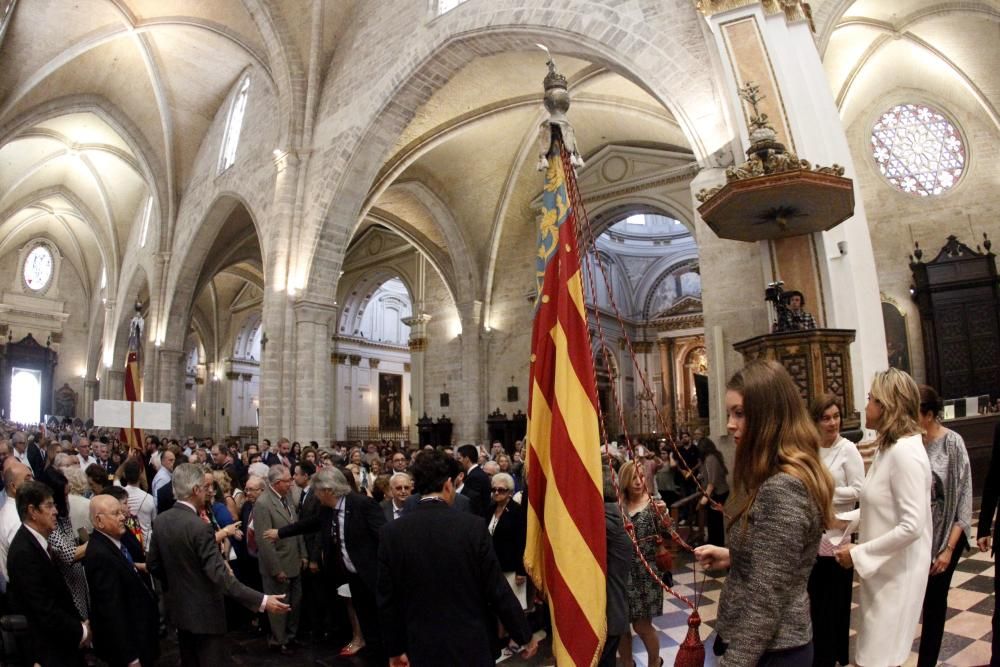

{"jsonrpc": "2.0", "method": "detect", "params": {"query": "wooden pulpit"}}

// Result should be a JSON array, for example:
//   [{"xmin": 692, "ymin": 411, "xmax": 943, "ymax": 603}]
[{"xmin": 733, "ymin": 329, "xmax": 860, "ymax": 430}]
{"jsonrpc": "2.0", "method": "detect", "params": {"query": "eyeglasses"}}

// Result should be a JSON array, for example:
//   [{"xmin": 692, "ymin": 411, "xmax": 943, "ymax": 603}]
[
  {"xmin": 96, "ymin": 510, "xmax": 126, "ymax": 518},
  {"xmin": 491, "ymin": 487, "xmax": 511, "ymax": 494}
]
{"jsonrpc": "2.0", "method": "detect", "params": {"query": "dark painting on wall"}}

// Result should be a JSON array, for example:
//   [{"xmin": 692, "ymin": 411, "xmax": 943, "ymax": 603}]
[
  {"xmin": 379, "ymin": 373, "xmax": 403, "ymax": 431},
  {"xmin": 882, "ymin": 301, "xmax": 911, "ymax": 374}
]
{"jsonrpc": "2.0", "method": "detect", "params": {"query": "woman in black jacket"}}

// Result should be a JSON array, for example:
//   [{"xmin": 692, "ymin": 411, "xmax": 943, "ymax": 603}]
[{"xmin": 486, "ymin": 472, "xmax": 527, "ymax": 608}]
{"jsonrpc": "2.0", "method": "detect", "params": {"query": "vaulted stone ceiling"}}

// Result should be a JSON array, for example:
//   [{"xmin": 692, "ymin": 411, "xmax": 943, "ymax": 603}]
[
  {"xmin": 0, "ymin": 0, "xmax": 355, "ymax": 312},
  {"xmin": 818, "ymin": 0, "xmax": 999, "ymax": 131}
]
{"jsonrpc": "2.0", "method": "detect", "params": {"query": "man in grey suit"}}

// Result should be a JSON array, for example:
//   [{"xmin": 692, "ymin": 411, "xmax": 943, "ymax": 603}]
[
  {"xmin": 148, "ymin": 464, "xmax": 288, "ymax": 666},
  {"xmin": 253, "ymin": 464, "xmax": 306, "ymax": 654}
]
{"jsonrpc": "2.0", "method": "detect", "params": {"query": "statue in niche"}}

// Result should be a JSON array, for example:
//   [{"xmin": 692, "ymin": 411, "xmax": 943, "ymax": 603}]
[{"xmin": 54, "ymin": 383, "xmax": 77, "ymax": 418}]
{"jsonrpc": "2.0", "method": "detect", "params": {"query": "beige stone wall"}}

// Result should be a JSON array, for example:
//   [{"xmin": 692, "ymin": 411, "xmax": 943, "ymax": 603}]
[{"xmin": 848, "ymin": 94, "xmax": 1000, "ymax": 386}]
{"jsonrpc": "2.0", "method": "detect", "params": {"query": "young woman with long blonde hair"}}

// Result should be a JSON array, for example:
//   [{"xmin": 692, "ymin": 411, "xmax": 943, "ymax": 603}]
[{"xmin": 695, "ymin": 360, "xmax": 833, "ymax": 666}]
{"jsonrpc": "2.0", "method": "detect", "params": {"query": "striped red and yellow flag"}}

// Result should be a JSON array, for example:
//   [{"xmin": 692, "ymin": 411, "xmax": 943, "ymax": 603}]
[
  {"xmin": 525, "ymin": 142, "xmax": 607, "ymax": 667},
  {"xmin": 121, "ymin": 322, "xmax": 142, "ymax": 450}
]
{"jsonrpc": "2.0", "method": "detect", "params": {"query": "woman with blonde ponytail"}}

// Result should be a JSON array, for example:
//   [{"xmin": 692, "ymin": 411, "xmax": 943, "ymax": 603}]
[{"xmin": 695, "ymin": 360, "xmax": 833, "ymax": 666}]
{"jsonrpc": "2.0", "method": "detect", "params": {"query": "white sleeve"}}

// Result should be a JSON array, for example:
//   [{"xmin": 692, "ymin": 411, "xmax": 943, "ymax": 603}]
[
  {"xmin": 852, "ymin": 445, "xmax": 930, "ymax": 579},
  {"xmin": 833, "ymin": 443, "xmax": 866, "ymax": 506}
]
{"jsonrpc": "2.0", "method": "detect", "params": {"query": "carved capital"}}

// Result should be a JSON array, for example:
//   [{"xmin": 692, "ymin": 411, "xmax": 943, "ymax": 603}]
[
  {"xmin": 695, "ymin": 0, "xmax": 812, "ymax": 25},
  {"xmin": 332, "ymin": 353, "xmax": 348, "ymax": 365},
  {"xmin": 409, "ymin": 337, "xmax": 428, "ymax": 352},
  {"xmin": 349, "ymin": 354, "xmax": 362, "ymax": 366},
  {"xmin": 369, "ymin": 358, "xmax": 380, "ymax": 369}
]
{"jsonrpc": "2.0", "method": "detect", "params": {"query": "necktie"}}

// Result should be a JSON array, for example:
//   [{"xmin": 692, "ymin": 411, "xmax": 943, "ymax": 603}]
[
  {"xmin": 247, "ymin": 508, "xmax": 258, "ymax": 556},
  {"xmin": 280, "ymin": 495, "xmax": 291, "ymax": 516},
  {"xmin": 298, "ymin": 489, "xmax": 307, "ymax": 515},
  {"xmin": 393, "ymin": 508, "xmax": 400, "ymax": 520},
  {"xmin": 120, "ymin": 543, "xmax": 135, "ymax": 566}
]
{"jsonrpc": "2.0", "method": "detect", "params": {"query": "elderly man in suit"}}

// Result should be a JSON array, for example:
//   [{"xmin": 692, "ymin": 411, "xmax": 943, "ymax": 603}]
[
  {"xmin": 377, "ymin": 450, "xmax": 538, "ymax": 666},
  {"xmin": 83, "ymin": 494, "xmax": 159, "ymax": 667},
  {"xmin": 381, "ymin": 472, "xmax": 413, "ymax": 521},
  {"xmin": 7, "ymin": 480, "xmax": 88, "ymax": 666},
  {"xmin": 148, "ymin": 463, "xmax": 289, "ymax": 666},
  {"xmin": 263, "ymin": 466, "xmax": 387, "ymax": 664},
  {"xmin": 253, "ymin": 464, "xmax": 305, "ymax": 654}
]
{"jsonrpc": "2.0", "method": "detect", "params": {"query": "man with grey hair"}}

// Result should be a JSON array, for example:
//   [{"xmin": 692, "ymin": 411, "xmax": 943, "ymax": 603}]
[
  {"xmin": 253, "ymin": 464, "xmax": 305, "ymax": 655},
  {"xmin": 148, "ymin": 463, "xmax": 289, "ymax": 665},
  {"xmin": 381, "ymin": 472, "xmax": 413, "ymax": 522},
  {"xmin": 482, "ymin": 460, "xmax": 500, "ymax": 477},
  {"xmin": 263, "ymin": 466, "xmax": 387, "ymax": 663}
]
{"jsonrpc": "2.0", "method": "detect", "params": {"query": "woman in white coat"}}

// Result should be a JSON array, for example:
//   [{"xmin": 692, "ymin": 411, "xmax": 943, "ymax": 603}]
[{"xmin": 834, "ymin": 368, "xmax": 932, "ymax": 667}]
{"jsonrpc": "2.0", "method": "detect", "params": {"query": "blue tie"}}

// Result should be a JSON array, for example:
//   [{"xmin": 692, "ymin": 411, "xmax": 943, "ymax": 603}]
[{"xmin": 120, "ymin": 543, "xmax": 134, "ymax": 566}]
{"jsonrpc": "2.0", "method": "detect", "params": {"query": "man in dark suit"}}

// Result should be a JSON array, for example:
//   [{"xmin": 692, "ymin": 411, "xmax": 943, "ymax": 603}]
[
  {"xmin": 977, "ymin": 420, "xmax": 1000, "ymax": 665},
  {"xmin": 377, "ymin": 450, "xmax": 538, "ymax": 666},
  {"xmin": 263, "ymin": 438, "xmax": 295, "ymax": 469},
  {"xmin": 148, "ymin": 463, "xmax": 289, "ymax": 666},
  {"xmin": 457, "ymin": 444, "xmax": 491, "ymax": 517},
  {"xmin": 291, "ymin": 461, "xmax": 323, "ymax": 641},
  {"xmin": 156, "ymin": 476, "xmax": 176, "ymax": 513},
  {"xmin": 264, "ymin": 467, "xmax": 387, "ymax": 664},
  {"xmin": 83, "ymin": 494, "xmax": 159, "ymax": 667},
  {"xmin": 6, "ymin": 480, "xmax": 87, "ymax": 666}
]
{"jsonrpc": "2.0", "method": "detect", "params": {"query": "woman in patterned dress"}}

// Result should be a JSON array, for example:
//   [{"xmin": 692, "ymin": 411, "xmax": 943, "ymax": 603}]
[
  {"xmin": 41, "ymin": 467, "xmax": 90, "ymax": 620},
  {"xmin": 618, "ymin": 459, "xmax": 669, "ymax": 667}
]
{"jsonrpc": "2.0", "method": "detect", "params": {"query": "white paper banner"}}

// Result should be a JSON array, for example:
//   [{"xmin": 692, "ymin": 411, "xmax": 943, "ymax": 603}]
[{"xmin": 94, "ymin": 400, "xmax": 171, "ymax": 431}]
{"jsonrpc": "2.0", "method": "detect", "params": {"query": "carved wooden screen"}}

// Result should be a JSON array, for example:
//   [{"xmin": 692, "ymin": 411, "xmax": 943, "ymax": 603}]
[{"xmin": 911, "ymin": 235, "xmax": 1000, "ymax": 400}]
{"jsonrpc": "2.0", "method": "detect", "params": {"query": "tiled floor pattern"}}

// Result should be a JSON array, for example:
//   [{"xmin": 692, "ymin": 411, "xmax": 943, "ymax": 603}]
[{"xmin": 626, "ymin": 539, "xmax": 995, "ymax": 667}]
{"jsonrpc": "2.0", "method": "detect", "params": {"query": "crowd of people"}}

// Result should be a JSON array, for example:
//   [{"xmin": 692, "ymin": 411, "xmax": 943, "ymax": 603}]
[{"xmin": 0, "ymin": 354, "xmax": 994, "ymax": 667}]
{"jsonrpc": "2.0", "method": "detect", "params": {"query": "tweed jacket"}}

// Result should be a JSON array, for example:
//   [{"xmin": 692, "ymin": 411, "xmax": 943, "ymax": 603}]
[
  {"xmin": 253, "ymin": 486, "xmax": 306, "ymax": 578},
  {"xmin": 715, "ymin": 472, "xmax": 823, "ymax": 667}
]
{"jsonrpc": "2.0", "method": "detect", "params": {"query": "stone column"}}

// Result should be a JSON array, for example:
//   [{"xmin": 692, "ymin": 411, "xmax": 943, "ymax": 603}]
[
  {"xmin": 455, "ymin": 301, "xmax": 484, "ymax": 442},
  {"xmin": 103, "ymin": 370, "xmax": 124, "ymax": 403},
  {"xmin": 83, "ymin": 379, "xmax": 99, "ymax": 420},
  {"xmin": 292, "ymin": 299, "xmax": 337, "ymax": 445},
  {"xmin": 698, "ymin": 0, "xmax": 887, "ymax": 412},
  {"xmin": 657, "ymin": 338, "xmax": 675, "ymax": 435},
  {"xmin": 403, "ymin": 314, "xmax": 431, "ymax": 438},
  {"xmin": 155, "ymin": 348, "xmax": 184, "ymax": 436}
]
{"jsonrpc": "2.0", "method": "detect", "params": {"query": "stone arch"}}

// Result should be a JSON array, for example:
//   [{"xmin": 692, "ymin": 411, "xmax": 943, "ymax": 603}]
[
  {"xmin": 299, "ymin": 9, "xmax": 731, "ymax": 303},
  {"xmin": 337, "ymin": 267, "xmax": 415, "ymax": 338},
  {"xmin": 161, "ymin": 194, "xmax": 265, "ymax": 352}
]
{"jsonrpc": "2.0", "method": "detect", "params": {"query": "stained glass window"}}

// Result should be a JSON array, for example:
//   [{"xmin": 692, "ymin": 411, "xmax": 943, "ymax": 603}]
[
  {"xmin": 870, "ymin": 103, "xmax": 965, "ymax": 196},
  {"xmin": 23, "ymin": 245, "xmax": 53, "ymax": 291}
]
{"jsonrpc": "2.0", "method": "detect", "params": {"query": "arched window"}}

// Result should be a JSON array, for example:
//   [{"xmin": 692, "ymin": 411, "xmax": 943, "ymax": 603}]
[
  {"xmin": 139, "ymin": 196, "xmax": 153, "ymax": 247},
  {"xmin": 219, "ymin": 75, "xmax": 251, "ymax": 173},
  {"xmin": 437, "ymin": 0, "xmax": 468, "ymax": 14},
  {"xmin": 870, "ymin": 103, "xmax": 965, "ymax": 196}
]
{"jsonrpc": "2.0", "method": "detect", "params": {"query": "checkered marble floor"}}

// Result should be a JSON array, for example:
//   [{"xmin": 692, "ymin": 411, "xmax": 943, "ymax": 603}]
[{"xmin": 627, "ymin": 534, "xmax": 995, "ymax": 667}]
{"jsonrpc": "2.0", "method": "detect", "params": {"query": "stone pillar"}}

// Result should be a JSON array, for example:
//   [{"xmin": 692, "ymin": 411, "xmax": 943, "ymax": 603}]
[
  {"xmin": 292, "ymin": 299, "xmax": 337, "ymax": 445},
  {"xmin": 154, "ymin": 348, "xmax": 184, "ymax": 436},
  {"xmin": 403, "ymin": 314, "xmax": 431, "ymax": 437},
  {"xmin": 83, "ymin": 379, "xmax": 99, "ymax": 420},
  {"xmin": 456, "ymin": 301, "xmax": 483, "ymax": 442},
  {"xmin": 657, "ymin": 338, "xmax": 675, "ymax": 435},
  {"xmin": 103, "ymin": 370, "xmax": 124, "ymax": 403},
  {"xmin": 699, "ymin": 0, "xmax": 887, "ymax": 410}
]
